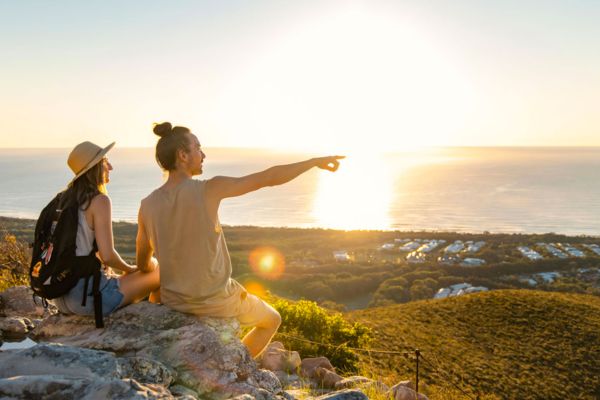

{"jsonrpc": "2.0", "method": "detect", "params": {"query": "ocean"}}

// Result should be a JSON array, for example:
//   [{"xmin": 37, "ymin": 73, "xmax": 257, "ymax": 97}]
[{"xmin": 1, "ymin": 147, "xmax": 599, "ymax": 236}]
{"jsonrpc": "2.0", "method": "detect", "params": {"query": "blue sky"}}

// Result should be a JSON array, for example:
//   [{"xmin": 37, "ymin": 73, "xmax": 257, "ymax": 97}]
[{"xmin": 1, "ymin": 0, "xmax": 599, "ymax": 150}]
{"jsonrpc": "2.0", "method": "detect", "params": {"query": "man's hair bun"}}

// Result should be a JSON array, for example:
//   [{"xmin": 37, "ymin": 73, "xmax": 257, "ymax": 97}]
[{"xmin": 153, "ymin": 122, "xmax": 173, "ymax": 138}]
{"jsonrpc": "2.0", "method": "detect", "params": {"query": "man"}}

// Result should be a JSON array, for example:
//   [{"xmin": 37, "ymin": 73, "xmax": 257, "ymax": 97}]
[{"xmin": 136, "ymin": 122, "xmax": 344, "ymax": 357}]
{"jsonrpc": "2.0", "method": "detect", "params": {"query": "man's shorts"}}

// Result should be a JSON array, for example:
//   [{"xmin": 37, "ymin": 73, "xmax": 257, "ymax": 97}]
[{"xmin": 236, "ymin": 292, "xmax": 280, "ymax": 327}]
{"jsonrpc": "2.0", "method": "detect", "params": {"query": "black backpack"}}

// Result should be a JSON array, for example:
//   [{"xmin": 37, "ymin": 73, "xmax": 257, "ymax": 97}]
[{"xmin": 30, "ymin": 192, "xmax": 104, "ymax": 328}]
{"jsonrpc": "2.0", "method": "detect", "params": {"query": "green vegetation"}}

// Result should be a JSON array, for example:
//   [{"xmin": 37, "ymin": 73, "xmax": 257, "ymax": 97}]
[
  {"xmin": 349, "ymin": 290, "xmax": 600, "ymax": 399},
  {"xmin": 2, "ymin": 217, "xmax": 599, "ymax": 398},
  {"xmin": 271, "ymin": 298, "xmax": 371, "ymax": 373},
  {"xmin": 0, "ymin": 233, "xmax": 30, "ymax": 292}
]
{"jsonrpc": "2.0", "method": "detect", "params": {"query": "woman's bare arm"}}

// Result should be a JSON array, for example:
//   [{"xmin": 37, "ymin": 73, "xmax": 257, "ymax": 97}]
[
  {"xmin": 91, "ymin": 194, "xmax": 136, "ymax": 273},
  {"xmin": 135, "ymin": 209, "xmax": 156, "ymax": 273}
]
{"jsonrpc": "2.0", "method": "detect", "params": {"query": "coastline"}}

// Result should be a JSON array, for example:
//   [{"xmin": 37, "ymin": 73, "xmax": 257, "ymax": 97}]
[{"xmin": 2, "ymin": 214, "xmax": 599, "ymax": 240}]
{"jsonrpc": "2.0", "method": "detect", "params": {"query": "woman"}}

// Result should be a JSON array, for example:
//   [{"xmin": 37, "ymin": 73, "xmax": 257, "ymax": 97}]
[{"xmin": 52, "ymin": 141, "xmax": 160, "ymax": 317}]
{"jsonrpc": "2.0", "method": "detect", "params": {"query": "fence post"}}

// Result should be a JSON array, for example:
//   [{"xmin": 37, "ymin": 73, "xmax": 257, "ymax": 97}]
[{"xmin": 415, "ymin": 349, "xmax": 421, "ymax": 393}]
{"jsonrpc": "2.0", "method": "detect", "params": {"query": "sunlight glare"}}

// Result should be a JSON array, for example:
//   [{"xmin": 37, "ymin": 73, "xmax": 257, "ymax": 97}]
[
  {"xmin": 215, "ymin": 3, "xmax": 477, "ymax": 151},
  {"xmin": 312, "ymin": 153, "xmax": 393, "ymax": 230}
]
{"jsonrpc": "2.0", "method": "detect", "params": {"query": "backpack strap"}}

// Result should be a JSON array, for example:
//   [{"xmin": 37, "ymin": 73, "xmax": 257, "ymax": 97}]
[{"xmin": 92, "ymin": 268, "xmax": 104, "ymax": 328}]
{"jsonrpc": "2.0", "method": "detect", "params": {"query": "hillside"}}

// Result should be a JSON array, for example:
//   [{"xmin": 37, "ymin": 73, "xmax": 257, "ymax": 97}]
[{"xmin": 348, "ymin": 290, "xmax": 600, "ymax": 399}]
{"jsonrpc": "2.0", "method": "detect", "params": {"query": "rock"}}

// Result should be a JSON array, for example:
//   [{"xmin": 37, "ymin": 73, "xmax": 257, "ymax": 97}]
[
  {"xmin": 0, "ymin": 375, "xmax": 175, "ymax": 399},
  {"xmin": 0, "ymin": 343, "xmax": 176, "ymax": 399},
  {"xmin": 259, "ymin": 341, "xmax": 301, "ymax": 373},
  {"xmin": 0, "ymin": 343, "xmax": 122, "ymax": 380},
  {"xmin": 300, "ymin": 357, "xmax": 335, "ymax": 379},
  {"xmin": 0, "ymin": 286, "xmax": 48, "ymax": 318},
  {"xmin": 389, "ymin": 380, "xmax": 428, "ymax": 400},
  {"xmin": 390, "ymin": 384, "xmax": 429, "ymax": 400},
  {"xmin": 314, "ymin": 388, "xmax": 368, "ymax": 400},
  {"xmin": 334, "ymin": 376, "xmax": 380, "ymax": 390},
  {"xmin": 314, "ymin": 367, "xmax": 343, "ymax": 389},
  {"xmin": 393, "ymin": 380, "xmax": 415, "ymax": 391},
  {"xmin": 273, "ymin": 371, "xmax": 303, "ymax": 389},
  {"xmin": 31, "ymin": 301, "xmax": 282, "ymax": 399},
  {"xmin": 169, "ymin": 384, "xmax": 200, "ymax": 399},
  {"xmin": 118, "ymin": 356, "xmax": 175, "ymax": 386},
  {"xmin": 0, "ymin": 316, "xmax": 33, "ymax": 336}
]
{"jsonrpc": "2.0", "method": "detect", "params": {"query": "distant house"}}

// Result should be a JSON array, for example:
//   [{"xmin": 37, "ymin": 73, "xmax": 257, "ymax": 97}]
[
  {"xmin": 449, "ymin": 283, "xmax": 471, "ymax": 292},
  {"xmin": 444, "ymin": 240, "xmax": 464, "ymax": 254},
  {"xmin": 463, "ymin": 286, "xmax": 488, "ymax": 294},
  {"xmin": 437, "ymin": 254, "xmax": 461, "ymax": 265},
  {"xmin": 582, "ymin": 244, "xmax": 600, "ymax": 256},
  {"xmin": 434, "ymin": 288, "xmax": 451, "ymax": 299},
  {"xmin": 464, "ymin": 241, "xmax": 486, "ymax": 254},
  {"xmin": 517, "ymin": 246, "xmax": 544, "ymax": 261},
  {"xmin": 333, "ymin": 251, "xmax": 351, "ymax": 263},
  {"xmin": 406, "ymin": 251, "xmax": 426, "ymax": 264},
  {"xmin": 536, "ymin": 271, "xmax": 560, "ymax": 283},
  {"xmin": 537, "ymin": 243, "xmax": 567, "ymax": 259},
  {"xmin": 518, "ymin": 276, "xmax": 538, "ymax": 286},
  {"xmin": 460, "ymin": 258, "xmax": 486, "ymax": 267},
  {"xmin": 557, "ymin": 243, "xmax": 586, "ymax": 258},
  {"xmin": 398, "ymin": 241, "xmax": 421, "ymax": 252},
  {"xmin": 434, "ymin": 283, "xmax": 488, "ymax": 299},
  {"xmin": 417, "ymin": 240, "xmax": 445, "ymax": 253}
]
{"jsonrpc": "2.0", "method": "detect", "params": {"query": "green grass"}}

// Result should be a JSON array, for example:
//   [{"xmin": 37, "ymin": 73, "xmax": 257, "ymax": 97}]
[{"xmin": 348, "ymin": 290, "xmax": 600, "ymax": 399}]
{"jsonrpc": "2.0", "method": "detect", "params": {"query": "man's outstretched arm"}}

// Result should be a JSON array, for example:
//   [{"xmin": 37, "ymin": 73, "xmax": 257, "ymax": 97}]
[{"xmin": 206, "ymin": 156, "xmax": 344, "ymax": 200}]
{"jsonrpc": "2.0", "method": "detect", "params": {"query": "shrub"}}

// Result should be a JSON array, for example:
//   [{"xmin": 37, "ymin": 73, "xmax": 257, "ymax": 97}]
[
  {"xmin": 271, "ymin": 298, "xmax": 371, "ymax": 372},
  {"xmin": 0, "ymin": 234, "xmax": 30, "ymax": 292}
]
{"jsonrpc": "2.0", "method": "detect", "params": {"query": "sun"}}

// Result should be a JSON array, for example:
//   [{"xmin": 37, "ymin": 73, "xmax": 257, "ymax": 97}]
[{"xmin": 312, "ymin": 152, "xmax": 394, "ymax": 230}]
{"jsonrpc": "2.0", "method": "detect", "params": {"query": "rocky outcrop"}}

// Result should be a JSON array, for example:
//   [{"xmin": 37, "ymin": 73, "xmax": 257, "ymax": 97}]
[
  {"xmin": 30, "ymin": 301, "xmax": 282, "ymax": 399},
  {"xmin": 0, "ymin": 343, "xmax": 176, "ymax": 399},
  {"xmin": 0, "ymin": 286, "xmax": 430, "ymax": 399}
]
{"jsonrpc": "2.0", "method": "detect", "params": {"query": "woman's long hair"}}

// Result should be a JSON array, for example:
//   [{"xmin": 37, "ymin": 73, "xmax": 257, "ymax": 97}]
[{"xmin": 63, "ymin": 161, "xmax": 107, "ymax": 210}]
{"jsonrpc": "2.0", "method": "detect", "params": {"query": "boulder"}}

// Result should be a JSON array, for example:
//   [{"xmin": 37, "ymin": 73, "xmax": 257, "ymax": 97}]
[
  {"xmin": 0, "ymin": 316, "xmax": 34, "ymax": 336},
  {"xmin": 0, "ymin": 343, "xmax": 175, "ymax": 399},
  {"xmin": 389, "ymin": 382, "xmax": 429, "ymax": 400},
  {"xmin": 0, "ymin": 375, "xmax": 174, "ymax": 400},
  {"xmin": 0, "ymin": 286, "xmax": 49, "ymax": 318},
  {"xmin": 315, "ymin": 388, "xmax": 368, "ymax": 400},
  {"xmin": 391, "ymin": 385, "xmax": 418, "ymax": 400},
  {"xmin": 314, "ymin": 367, "xmax": 344, "ymax": 389},
  {"xmin": 334, "ymin": 376, "xmax": 388, "ymax": 392},
  {"xmin": 300, "ymin": 357, "xmax": 335, "ymax": 379},
  {"xmin": 29, "ymin": 301, "xmax": 283, "ymax": 399},
  {"xmin": 258, "ymin": 341, "xmax": 301, "ymax": 373}
]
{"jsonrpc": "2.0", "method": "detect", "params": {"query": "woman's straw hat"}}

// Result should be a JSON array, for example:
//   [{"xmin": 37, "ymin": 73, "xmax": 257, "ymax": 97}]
[{"xmin": 67, "ymin": 141, "xmax": 115, "ymax": 185}]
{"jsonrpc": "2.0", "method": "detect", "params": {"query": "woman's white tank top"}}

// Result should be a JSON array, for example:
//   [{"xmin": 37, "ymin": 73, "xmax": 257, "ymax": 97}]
[{"xmin": 75, "ymin": 208, "xmax": 95, "ymax": 256}]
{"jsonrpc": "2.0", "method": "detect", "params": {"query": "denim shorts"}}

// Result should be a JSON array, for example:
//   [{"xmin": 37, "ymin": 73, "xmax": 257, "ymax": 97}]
[{"xmin": 52, "ymin": 273, "xmax": 124, "ymax": 317}]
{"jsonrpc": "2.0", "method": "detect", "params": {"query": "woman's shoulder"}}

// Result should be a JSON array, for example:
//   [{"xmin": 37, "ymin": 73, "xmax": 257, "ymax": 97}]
[{"xmin": 88, "ymin": 193, "xmax": 111, "ymax": 210}]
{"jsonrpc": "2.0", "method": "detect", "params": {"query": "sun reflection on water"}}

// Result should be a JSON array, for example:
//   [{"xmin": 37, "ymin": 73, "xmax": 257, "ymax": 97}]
[{"xmin": 311, "ymin": 153, "xmax": 394, "ymax": 230}]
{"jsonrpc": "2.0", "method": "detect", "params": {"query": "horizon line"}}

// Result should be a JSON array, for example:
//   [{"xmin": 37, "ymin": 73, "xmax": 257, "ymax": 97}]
[{"xmin": 2, "ymin": 145, "xmax": 600, "ymax": 151}]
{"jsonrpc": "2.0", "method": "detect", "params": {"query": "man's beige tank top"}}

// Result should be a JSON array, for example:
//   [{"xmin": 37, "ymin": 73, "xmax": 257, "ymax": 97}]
[{"xmin": 139, "ymin": 179, "xmax": 245, "ymax": 317}]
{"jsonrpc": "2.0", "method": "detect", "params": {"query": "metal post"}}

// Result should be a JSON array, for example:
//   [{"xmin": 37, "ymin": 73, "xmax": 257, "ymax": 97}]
[{"xmin": 415, "ymin": 349, "xmax": 421, "ymax": 394}]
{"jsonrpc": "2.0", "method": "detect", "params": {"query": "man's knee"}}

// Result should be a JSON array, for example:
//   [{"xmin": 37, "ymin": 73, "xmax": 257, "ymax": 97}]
[
  {"xmin": 271, "ymin": 309, "xmax": 282, "ymax": 329},
  {"xmin": 261, "ymin": 307, "xmax": 281, "ymax": 330}
]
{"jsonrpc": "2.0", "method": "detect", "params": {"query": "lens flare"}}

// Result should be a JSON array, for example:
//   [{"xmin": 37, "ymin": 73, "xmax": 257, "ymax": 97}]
[
  {"xmin": 249, "ymin": 246, "xmax": 285, "ymax": 280},
  {"xmin": 243, "ymin": 280, "xmax": 268, "ymax": 298}
]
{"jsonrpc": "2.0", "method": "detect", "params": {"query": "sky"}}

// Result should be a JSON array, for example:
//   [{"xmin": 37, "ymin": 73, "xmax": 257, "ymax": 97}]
[{"xmin": 1, "ymin": 0, "xmax": 599, "ymax": 151}]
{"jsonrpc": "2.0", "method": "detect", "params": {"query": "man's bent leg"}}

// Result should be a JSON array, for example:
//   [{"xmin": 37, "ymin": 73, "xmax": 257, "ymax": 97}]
[{"xmin": 238, "ymin": 295, "xmax": 282, "ymax": 358}]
